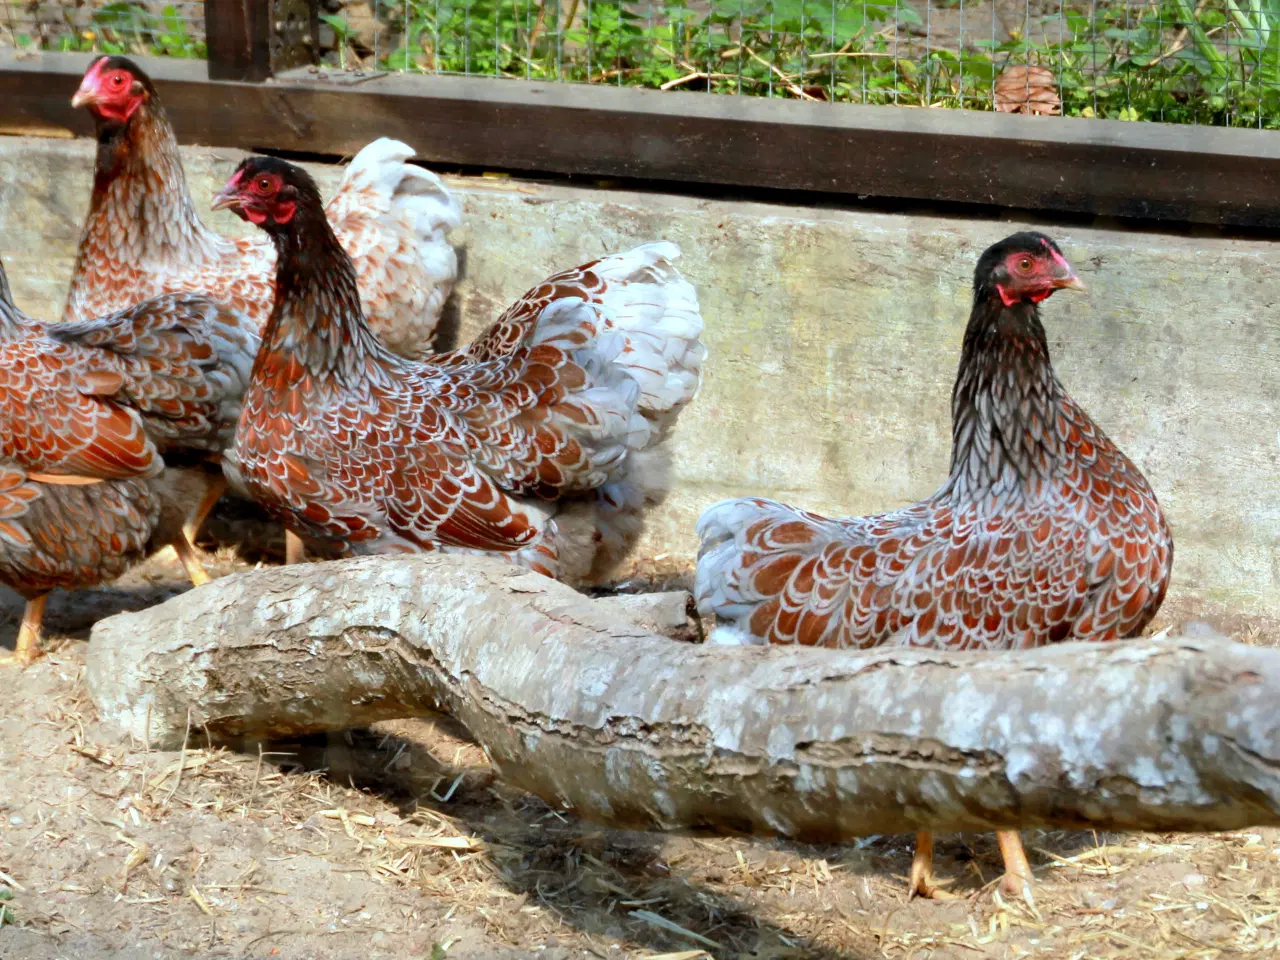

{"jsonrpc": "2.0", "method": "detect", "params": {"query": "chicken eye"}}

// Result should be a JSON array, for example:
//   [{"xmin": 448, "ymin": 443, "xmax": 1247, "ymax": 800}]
[
  {"xmin": 256, "ymin": 177, "xmax": 273, "ymax": 193},
  {"xmin": 1017, "ymin": 256, "xmax": 1034, "ymax": 272},
  {"xmin": 110, "ymin": 73, "xmax": 126, "ymax": 87}
]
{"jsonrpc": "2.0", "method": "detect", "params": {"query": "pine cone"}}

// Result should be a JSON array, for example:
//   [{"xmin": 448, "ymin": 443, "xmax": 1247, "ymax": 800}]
[{"xmin": 994, "ymin": 64, "xmax": 1061, "ymax": 116}]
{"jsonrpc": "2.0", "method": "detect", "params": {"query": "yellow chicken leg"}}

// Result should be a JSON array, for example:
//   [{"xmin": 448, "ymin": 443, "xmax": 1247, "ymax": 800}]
[
  {"xmin": 284, "ymin": 529, "xmax": 306, "ymax": 565},
  {"xmin": 996, "ymin": 830, "xmax": 1034, "ymax": 901},
  {"xmin": 0, "ymin": 595, "xmax": 48, "ymax": 668},
  {"xmin": 172, "ymin": 535, "xmax": 211, "ymax": 587},
  {"xmin": 907, "ymin": 830, "xmax": 941, "ymax": 899},
  {"xmin": 182, "ymin": 474, "xmax": 227, "ymax": 545}
]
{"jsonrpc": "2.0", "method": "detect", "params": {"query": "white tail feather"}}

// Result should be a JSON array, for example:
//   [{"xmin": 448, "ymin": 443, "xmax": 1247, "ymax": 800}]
[
  {"xmin": 589, "ymin": 241, "xmax": 705, "ymax": 439},
  {"xmin": 694, "ymin": 498, "xmax": 798, "ymax": 625},
  {"xmin": 537, "ymin": 242, "xmax": 705, "ymax": 583},
  {"xmin": 327, "ymin": 138, "xmax": 463, "ymax": 357}
]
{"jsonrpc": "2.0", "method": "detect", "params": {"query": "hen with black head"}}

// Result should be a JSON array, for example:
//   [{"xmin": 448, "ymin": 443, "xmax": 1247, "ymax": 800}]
[
  {"xmin": 695, "ymin": 231, "xmax": 1172, "ymax": 900},
  {"xmin": 212, "ymin": 156, "xmax": 705, "ymax": 586}
]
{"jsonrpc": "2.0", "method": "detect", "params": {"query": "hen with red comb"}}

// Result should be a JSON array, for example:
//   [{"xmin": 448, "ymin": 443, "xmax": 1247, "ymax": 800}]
[
  {"xmin": 67, "ymin": 55, "xmax": 461, "ymax": 360},
  {"xmin": 213, "ymin": 155, "xmax": 704, "ymax": 583},
  {"xmin": 695, "ymin": 231, "xmax": 1171, "ymax": 901}
]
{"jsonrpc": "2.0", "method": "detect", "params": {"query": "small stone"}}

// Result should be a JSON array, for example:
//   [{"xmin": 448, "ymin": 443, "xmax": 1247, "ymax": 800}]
[{"xmin": 994, "ymin": 64, "xmax": 1061, "ymax": 116}]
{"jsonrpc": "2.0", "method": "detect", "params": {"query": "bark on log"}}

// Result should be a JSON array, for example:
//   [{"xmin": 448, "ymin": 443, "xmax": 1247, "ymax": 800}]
[
  {"xmin": 85, "ymin": 555, "xmax": 1280, "ymax": 840},
  {"xmin": 591, "ymin": 590, "xmax": 702, "ymax": 643}
]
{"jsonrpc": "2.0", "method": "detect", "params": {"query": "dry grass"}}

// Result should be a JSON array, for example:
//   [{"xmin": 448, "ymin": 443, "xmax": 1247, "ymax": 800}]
[{"xmin": 1, "ymin": 549, "xmax": 1278, "ymax": 959}]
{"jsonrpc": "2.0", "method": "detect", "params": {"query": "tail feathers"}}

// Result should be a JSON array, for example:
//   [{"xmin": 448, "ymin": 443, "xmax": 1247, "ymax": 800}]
[
  {"xmin": 531, "ymin": 297, "xmax": 649, "ymax": 454},
  {"xmin": 694, "ymin": 497, "xmax": 841, "ymax": 634},
  {"xmin": 533, "ymin": 242, "xmax": 704, "ymax": 583},
  {"xmin": 583, "ymin": 242, "xmax": 705, "ymax": 441},
  {"xmin": 337, "ymin": 138, "xmax": 463, "ymax": 240},
  {"xmin": 327, "ymin": 138, "xmax": 463, "ymax": 358},
  {"xmin": 452, "ymin": 242, "xmax": 704, "ymax": 584}
]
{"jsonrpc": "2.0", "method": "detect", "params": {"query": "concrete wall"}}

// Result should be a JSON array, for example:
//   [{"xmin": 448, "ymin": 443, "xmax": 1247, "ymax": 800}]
[{"xmin": 3, "ymin": 136, "xmax": 1277, "ymax": 613}]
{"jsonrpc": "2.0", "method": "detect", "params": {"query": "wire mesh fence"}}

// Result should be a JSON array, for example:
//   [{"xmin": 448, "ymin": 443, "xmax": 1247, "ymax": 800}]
[
  {"xmin": 335, "ymin": 0, "xmax": 1280, "ymax": 126},
  {"xmin": 1, "ymin": 2, "xmax": 204, "ymax": 56},
  {"xmin": 4, "ymin": 0, "xmax": 1280, "ymax": 126}
]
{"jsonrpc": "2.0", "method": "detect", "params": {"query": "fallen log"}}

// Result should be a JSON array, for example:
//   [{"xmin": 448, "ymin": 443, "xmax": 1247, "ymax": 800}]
[{"xmin": 86, "ymin": 555, "xmax": 1280, "ymax": 840}]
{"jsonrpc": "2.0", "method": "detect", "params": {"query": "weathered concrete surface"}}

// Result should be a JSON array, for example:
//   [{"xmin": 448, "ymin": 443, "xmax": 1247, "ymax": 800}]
[{"xmin": 1, "ymin": 135, "xmax": 1277, "ymax": 612}]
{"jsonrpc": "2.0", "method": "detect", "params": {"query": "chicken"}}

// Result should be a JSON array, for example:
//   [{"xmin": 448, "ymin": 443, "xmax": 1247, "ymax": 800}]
[
  {"xmin": 210, "ymin": 157, "xmax": 704, "ymax": 583},
  {"xmin": 67, "ymin": 55, "xmax": 461, "ymax": 360},
  {"xmin": 0, "ymin": 264, "xmax": 257, "ymax": 666},
  {"xmin": 695, "ymin": 232, "xmax": 1172, "ymax": 900}
]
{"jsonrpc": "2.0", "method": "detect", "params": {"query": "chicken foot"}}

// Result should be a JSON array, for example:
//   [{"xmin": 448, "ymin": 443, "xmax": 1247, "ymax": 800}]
[
  {"xmin": 996, "ymin": 829, "xmax": 1034, "ymax": 900},
  {"xmin": 907, "ymin": 831, "xmax": 954, "ymax": 900},
  {"xmin": 182, "ymin": 474, "xmax": 227, "ymax": 545},
  {"xmin": 907, "ymin": 828, "xmax": 1032, "ymax": 902}
]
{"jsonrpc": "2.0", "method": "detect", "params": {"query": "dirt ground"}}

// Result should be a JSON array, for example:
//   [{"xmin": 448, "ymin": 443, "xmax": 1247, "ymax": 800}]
[{"xmin": 1, "ymin": 545, "xmax": 1279, "ymax": 960}]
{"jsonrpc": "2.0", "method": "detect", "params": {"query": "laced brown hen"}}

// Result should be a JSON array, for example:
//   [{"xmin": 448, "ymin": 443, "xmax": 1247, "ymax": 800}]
[
  {"xmin": 211, "ymin": 157, "xmax": 704, "ymax": 582},
  {"xmin": 0, "ymin": 264, "xmax": 257, "ymax": 667},
  {"xmin": 67, "ymin": 55, "xmax": 461, "ymax": 360},
  {"xmin": 69, "ymin": 55, "xmax": 461, "ymax": 560},
  {"xmin": 695, "ymin": 232, "xmax": 1173, "ymax": 900}
]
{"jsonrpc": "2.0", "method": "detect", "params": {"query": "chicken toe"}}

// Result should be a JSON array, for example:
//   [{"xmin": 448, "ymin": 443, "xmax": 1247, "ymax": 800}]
[{"xmin": 996, "ymin": 830, "xmax": 1035, "ymax": 902}]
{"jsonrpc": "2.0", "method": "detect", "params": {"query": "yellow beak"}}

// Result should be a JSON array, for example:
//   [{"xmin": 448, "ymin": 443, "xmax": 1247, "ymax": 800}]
[{"xmin": 210, "ymin": 186, "xmax": 242, "ymax": 212}]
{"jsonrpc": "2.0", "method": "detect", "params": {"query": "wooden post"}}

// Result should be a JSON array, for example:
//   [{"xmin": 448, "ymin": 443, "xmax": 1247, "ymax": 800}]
[{"xmin": 205, "ymin": 0, "xmax": 317, "ymax": 83}]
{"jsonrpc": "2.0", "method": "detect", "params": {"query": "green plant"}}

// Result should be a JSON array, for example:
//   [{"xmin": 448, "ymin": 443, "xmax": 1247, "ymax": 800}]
[
  {"xmin": 15, "ymin": 3, "xmax": 205, "ymax": 59},
  {"xmin": 320, "ymin": 13, "xmax": 354, "ymax": 69},
  {"xmin": 23, "ymin": 0, "xmax": 1280, "ymax": 126},
  {"xmin": 335, "ymin": 0, "xmax": 1280, "ymax": 124}
]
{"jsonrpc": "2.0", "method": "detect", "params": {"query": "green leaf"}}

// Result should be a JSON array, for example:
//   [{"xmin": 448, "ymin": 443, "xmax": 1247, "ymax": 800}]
[{"xmin": 319, "ymin": 13, "xmax": 352, "ymax": 39}]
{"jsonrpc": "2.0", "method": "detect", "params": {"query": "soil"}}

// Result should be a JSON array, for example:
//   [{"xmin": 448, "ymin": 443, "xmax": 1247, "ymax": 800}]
[{"xmin": 1, "ymin": 546, "xmax": 1278, "ymax": 960}]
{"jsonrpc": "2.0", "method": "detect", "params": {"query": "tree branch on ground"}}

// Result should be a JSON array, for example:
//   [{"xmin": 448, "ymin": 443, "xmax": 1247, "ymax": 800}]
[{"xmin": 86, "ymin": 555, "xmax": 1280, "ymax": 841}]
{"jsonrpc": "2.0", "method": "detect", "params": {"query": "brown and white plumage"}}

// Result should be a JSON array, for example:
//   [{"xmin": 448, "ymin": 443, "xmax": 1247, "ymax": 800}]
[
  {"xmin": 67, "ymin": 56, "xmax": 461, "ymax": 358},
  {"xmin": 216, "ymin": 157, "xmax": 703, "ymax": 583},
  {"xmin": 0, "ymin": 264, "xmax": 258, "ymax": 665},
  {"xmin": 695, "ymin": 232, "xmax": 1172, "ymax": 897}
]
